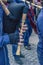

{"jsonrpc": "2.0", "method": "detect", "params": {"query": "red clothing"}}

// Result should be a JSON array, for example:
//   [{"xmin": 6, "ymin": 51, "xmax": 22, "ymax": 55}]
[
  {"xmin": 27, "ymin": 7, "xmax": 37, "ymax": 34},
  {"xmin": 37, "ymin": 0, "xmax": 40, "ymax": 2}
]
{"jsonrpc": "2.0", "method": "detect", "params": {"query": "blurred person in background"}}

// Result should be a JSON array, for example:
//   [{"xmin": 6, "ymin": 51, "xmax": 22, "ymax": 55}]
[
  {"xmin": 0, "ymin": 0, "xmax": 14, "ymax": 65},
  {"xmin": 36, "ymin": 0, "xmax": 43, "ymax": 65}
]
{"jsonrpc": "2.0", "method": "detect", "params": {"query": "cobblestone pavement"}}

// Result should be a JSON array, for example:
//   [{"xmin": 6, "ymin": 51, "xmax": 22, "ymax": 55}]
[{"xmin": 7, "ymin": 31, "xmax": 40, "ymax": 65}]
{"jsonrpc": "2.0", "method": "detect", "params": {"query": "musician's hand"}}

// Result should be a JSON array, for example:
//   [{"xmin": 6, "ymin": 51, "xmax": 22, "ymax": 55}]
[
  {"xmin": 21, "ymin": 24, "xmax": 28, "ymax": 32},
  {"xmin": 19, "ymin": 24, "xmax": 28, "ymax": 33}
]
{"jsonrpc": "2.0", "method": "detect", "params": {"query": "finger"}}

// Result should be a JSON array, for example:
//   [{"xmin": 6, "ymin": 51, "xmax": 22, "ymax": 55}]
[
  {"xmin": 22, "ymin": 27, "xmax": 28, "ymax": 30},
  {"xmin": 19, "ymin": 39, "xmax": 24, "ymax": 42},
  {"xmin": 19, "ymin": 36, "xmax": 23, "ymax": 39},
  {"xmin": 22, "ymin": 24, "xmax": 27, "ymax": 27},
  {"xmin": 19, "ymin": 33, "xmax": 23, "ymax": 36},
  {"xmin": 18, "ymin": 42, "xmax": 23, "ymax": 45}
]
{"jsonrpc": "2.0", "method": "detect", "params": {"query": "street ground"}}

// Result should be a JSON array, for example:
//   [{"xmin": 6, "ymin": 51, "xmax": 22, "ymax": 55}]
[{"xmin": 7, "ymin": 30, "xmax": 40, "ymax": 65}]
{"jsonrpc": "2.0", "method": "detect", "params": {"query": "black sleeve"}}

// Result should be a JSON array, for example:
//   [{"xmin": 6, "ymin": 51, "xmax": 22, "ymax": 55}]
[
  {"xmin": 7, "ymin": 0, "xmax": 14, "ymax": 3},
  {"xmin": 23, "ymin": 5, "xmax": 28, "ymax": 14},
  {"xmin": 7, "ymin": 13, "xmax": 15, "ymax": 19}
]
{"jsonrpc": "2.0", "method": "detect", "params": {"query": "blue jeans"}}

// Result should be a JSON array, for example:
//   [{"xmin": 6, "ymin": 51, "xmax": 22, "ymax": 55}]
[
  {"xmin": 4, "ymin": 45, "xmax": 10, "ymax": 65},
  {"xmin": 37, "ymin": 44, "xmax": 43, "ymax": 65},
  {"xmin": 0, "ymin": 47, "xmax": 5, "ymax": 65},
  {"xmin": 24, "ymin": 18, "xmax": 32, "ymax": 46}
]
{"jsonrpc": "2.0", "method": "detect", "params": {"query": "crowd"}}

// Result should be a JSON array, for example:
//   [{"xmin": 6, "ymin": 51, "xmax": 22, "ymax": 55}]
[{"xmin": 0, "ymin": 0, "xmax": 43, "ymax": 65}]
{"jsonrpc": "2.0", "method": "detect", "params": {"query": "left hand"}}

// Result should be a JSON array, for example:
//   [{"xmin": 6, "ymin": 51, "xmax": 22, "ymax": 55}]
[
  {"xmin": 19, "ymin": 24, "xmax": 28, "ymax": 33},
  {"xmin": 21, "ymin": 24, "xmax": 28, "ymax": 32}
]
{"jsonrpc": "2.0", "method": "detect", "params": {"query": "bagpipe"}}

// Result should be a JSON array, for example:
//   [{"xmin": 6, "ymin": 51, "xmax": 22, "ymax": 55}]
[{"xmin": 26, "ymin": 1, "xmax": 42, "ymax": 9}]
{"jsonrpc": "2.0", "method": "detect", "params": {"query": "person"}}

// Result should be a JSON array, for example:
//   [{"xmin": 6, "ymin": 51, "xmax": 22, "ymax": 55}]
[
  {"xmin": 3, "ymin": 0, "xmax": 28, "ymax": 57},
  {"xmin": 0, "ymin": 0, "xmax": 28, "ymax": 63},
  {"xmin": 0, "ymin": 0, "xmax": 15, "ymax": 65},
  {"xmin": 22, "ymin": 0, "xmax": 32, "ymax": 49},
  {"xmin": 12, "ymin": 0, "xmax": 31, "ymax": 57},
  {"xmin": 13, "ymin": 0, "xmax": 32, "ymax": 50},
  {"xmin": 36, "ymin": 0, "xmax": 43, "ymax": 65},
  {"xmin": 24, "ymin": 0, "xmax": 32, "ymax": 49}
]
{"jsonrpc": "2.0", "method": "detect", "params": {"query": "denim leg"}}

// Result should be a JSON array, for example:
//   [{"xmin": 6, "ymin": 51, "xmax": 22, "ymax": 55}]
[
  {"xmin": 4, "ymin": 45, "xmax": 10, "ymax": 65},
  {"xmin": 24, "ymin": 18, "xmax": 32, "ymax": 46},
  {"xmin": 24, "ymin": 30, "xmax": 29, "ymax": 46},
  {"xmin": 37, "ymin": 46, "xmax": 43, "ymax": 65},
  {"xmin": 0, "ymin": 47, "xmax": 5, "ymax": 65}
]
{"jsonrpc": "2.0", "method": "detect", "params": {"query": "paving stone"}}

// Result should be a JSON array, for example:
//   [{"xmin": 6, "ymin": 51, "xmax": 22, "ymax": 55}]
[{"xmin": 7, "ymin": 31, "xmax": 40, "ymax": 65}]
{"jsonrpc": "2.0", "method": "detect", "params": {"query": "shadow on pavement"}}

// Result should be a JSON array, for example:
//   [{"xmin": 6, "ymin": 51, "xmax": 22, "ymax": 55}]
[{"xmin": 14, "ymin": 56, "xmax": 23, "ymax": 65}]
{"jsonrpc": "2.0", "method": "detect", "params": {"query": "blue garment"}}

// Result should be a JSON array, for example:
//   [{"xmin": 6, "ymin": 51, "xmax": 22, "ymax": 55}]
[
  {"xmin": 0, "ymin": 1, "xmax": 20, "ymax": 65},
  {"xmin": 0, "ymin": 5, "xmax": 9, "ymax": 65},
  {"xmin": 0, "ymin": 5, "xmax": 5, "ymax": 65},
  {"xmin": 23, "ymin": 17, "xmax": 32, "ymax": 46},
  {"xmin": 37, "ymin": 8, "xmax": 43, "ymax": 65},
  {"xmin": 0, "ymin": 5, "xmax": 11, "ymax": 65},
  {"xmin": 0, "ymin": 3, "xmax": 15, "ymax": 65},
  {"xmin": 0, "ymin": 5, "xmax": 3, "ymax": 35}
]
